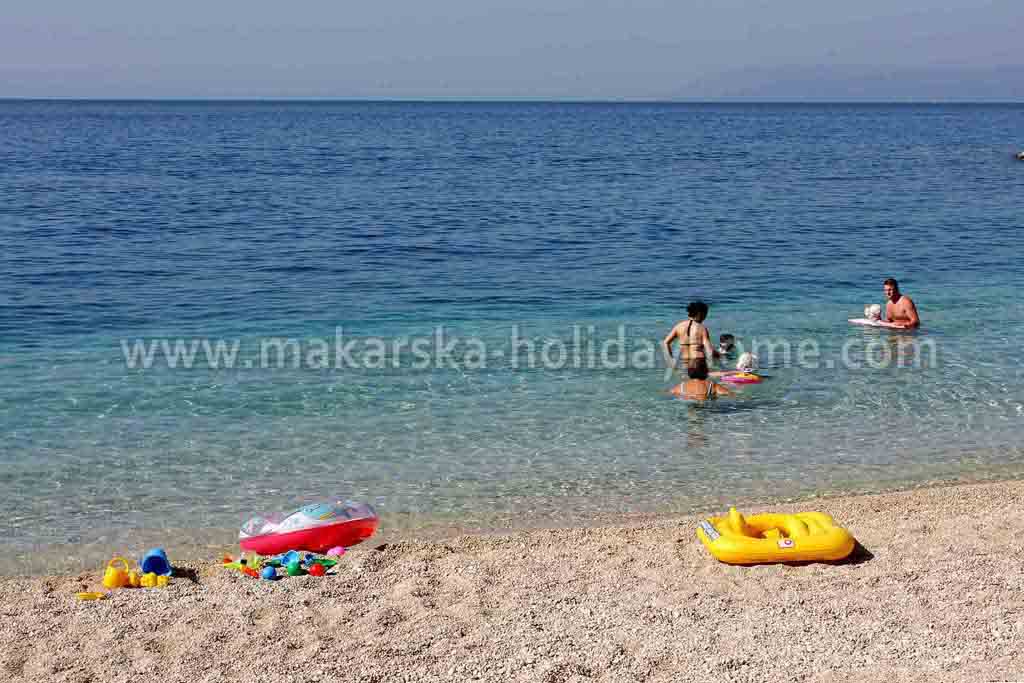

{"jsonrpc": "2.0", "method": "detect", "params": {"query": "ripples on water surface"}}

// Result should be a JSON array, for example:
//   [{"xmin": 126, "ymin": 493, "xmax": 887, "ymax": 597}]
[{"xmin": 1, "ymin": 102, "xmax": 1023, "ymax": 573}]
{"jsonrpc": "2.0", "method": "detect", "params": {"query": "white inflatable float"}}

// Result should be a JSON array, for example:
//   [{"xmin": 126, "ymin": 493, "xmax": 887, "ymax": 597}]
[
  {"xmin": 851, "ymin": 303, "xmax": 902, "ymax": 328},
  {"xmin": 849, "ymin": 317, "xmax": 903, "ymax": 329}
]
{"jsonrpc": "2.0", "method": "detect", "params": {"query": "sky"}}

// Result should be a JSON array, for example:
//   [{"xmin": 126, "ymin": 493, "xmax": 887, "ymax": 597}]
[{"xmin": 1, "ymin": 0, "xmax": 1022, "ymax": 99}]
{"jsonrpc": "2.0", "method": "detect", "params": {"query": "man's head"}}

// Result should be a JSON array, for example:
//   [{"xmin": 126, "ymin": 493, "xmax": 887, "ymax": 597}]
[
  {"xmin": 718, "ymin": 334, "xmax": 736, "ymax": 353},
  {"xmin": 687, "ymin": 301, "xmax": 709, "ymax": 322},
  {"xmin": 883, "ymin": 278, "xmax": 900, "ymax": 302}
]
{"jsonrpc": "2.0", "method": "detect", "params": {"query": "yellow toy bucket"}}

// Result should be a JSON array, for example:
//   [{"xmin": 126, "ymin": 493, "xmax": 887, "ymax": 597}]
[{"xmin": 102, "ymin": 557, "xmax": 131, "ymax": 589}]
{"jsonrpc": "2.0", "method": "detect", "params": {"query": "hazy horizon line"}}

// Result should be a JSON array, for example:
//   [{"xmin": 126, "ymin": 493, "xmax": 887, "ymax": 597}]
[{"xmin": 3, "ymin": 97, "xmax": 1024, "ymax": 104}]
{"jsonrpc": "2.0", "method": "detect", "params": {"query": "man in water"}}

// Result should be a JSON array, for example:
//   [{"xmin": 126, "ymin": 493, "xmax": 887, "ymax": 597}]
[{"xmin": 883, "ymin": 278, "xmax": 920, "ymax": 329}]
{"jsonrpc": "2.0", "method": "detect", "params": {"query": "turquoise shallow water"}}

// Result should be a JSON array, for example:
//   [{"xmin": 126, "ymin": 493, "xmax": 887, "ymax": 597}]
[{"xmin": 2, "ymin": 101, "xmax": 1023, "ymax": 574}]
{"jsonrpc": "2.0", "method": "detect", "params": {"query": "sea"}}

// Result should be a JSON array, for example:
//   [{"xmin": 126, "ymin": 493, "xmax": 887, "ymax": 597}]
[{"xmin": 2, "ymin": 101, "xmax": 1023, "ymax": 575}]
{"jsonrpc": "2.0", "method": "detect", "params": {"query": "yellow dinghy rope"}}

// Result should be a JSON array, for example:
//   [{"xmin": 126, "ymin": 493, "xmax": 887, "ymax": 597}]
[{"xmin": 696, "ymin": 507, "xmax": 855, "ymax": 564}]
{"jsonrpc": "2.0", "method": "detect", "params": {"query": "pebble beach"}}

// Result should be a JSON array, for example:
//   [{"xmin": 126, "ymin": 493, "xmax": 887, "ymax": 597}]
[{"xmin": 4, "ymin": 478, "xmax": 1023, "ymax": 682}]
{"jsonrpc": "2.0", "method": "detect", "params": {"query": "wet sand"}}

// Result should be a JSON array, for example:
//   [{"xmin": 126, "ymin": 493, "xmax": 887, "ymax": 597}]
[{"xmin": 3, "ymin": 479, "xmax": 1024, "ymax": 682}]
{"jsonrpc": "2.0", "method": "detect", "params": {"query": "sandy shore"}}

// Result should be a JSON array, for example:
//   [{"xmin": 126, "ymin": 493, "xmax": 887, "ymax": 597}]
[{"xmin": 3, "ymin": 480, "xmax": 1024, "ymax": 682}]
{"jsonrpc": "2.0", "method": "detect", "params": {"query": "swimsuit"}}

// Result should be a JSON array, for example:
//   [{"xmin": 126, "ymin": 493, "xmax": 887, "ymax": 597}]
[
  {"xmin": 678, "ymin": 379, "xmax": 717, "ymax": 401},
  {"xmin": 679, "ymin": 320, "xmax": 707, "ymax": 362}
]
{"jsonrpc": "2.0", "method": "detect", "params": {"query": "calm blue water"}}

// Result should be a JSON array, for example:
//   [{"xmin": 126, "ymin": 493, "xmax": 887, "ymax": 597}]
[{"xmin": 2, "ymin": 101, "xmax": 1023, "ymax": 574}]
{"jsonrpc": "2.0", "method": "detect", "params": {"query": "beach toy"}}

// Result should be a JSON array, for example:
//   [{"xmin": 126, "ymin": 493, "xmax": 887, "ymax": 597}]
[
  {"xmin": 242, "ymin": 566, "xmax": 260, "ymax": 578},
  {"xmin": 286, "ymin": 560, "xmax": 304, "ymax": 577},
  {"xmin": 266, "ymin": 550, "xmax": 301, "ymax": 568},
  {"xmin": 127, "ymin": 569, "xmax": 142, "ymax": 588},
  {"xmin": 261, "ymin": 566, "xmax": 277, "ymax": 580},
  {"xmin": 326, "ymin": 546, "xmax": 347, "ymax": 558},
  {"xmin": 140, "ymin": 572, "xmax": 167, "ymax": 588},
  {"xmin": 716, "ymin": 352, "xmax": 763, "ymax": 383},
  {"xmin": 239, "ymin": 501, "xmax": 379, "ymax": 556},
  {"xmin": 696, "ymin": 507, "xmax": 855, "ymax": 565},
  {"xmin": 849, "ymin": 317, "xmax": 902, "ymax": 329},
  {"xmin": 221, "ymin": 555, "xmax": 253, "ymax": 573},
  {"xmin": 140, "ymin": 548, "xmax": 172, "ymax": 576},
  {"xmin": 76, "ymin": 592, "xmax": 108, "ymax": 601},
  {"xmin": 102, "ymin": 557, "xmax": 132, "ymax": 589},
  {"xmin": 718, "ymin": 371, "xmax": 763, "ymax": 385},
  {"xmin": 308, "ymin": 563, "xmax": 326, "ymax": 577}
]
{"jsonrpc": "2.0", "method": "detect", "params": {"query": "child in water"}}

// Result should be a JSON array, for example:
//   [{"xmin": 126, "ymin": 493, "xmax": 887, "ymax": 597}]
[
  {"xmin": 735, "ymin": 352, "xmax": 758, "ymax": 373},
  {"xmin": 671, "ymin": 357, "xmax": 733, "ymax": 400},
  {"xmin": 710, "ymin": 352, "xmax": 760, "ymax": 379},
  {"xmin": 717, "ymin": 334, "xmax": 737, "ymax": 357}
]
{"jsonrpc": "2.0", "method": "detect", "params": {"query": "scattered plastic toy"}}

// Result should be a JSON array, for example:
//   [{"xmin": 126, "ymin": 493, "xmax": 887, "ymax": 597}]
[
  {"xmin": 140, "ymin": 547, "xmax": 172, "ymax": 576},
  {"xmin": 268, "ymin": 550, "xmax": 301, "ymax": 568},
  {"xmin": 223, "ymin": 548, "xmax": 343, "ymax": 581},
  {"xmin": 140, "ymin": 572, "xmax": 169, "ymax": 588},
  {"xmin": 103, "ymin": 557, "xmax": 132, "ymax": 589},
  {"xmin": 76, "ymin": 592, "xmax": 108, "ymax": 601},
  {"xmin": 298, "ymin": 552, "xmax": 337, "ymax": 571},
  {"xmin": 326, "ymin": 546, "xmax": 347, "ymax": 558},
  {"xmin": 101, "ymin": 556, "xmax": 171, "ymax": 590}
]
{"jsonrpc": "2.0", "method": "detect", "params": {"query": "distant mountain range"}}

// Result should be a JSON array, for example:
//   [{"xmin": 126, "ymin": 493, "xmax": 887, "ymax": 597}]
[{"xmin": 677, "ymin": 65, "xmax": 1024, "ymax": 102}]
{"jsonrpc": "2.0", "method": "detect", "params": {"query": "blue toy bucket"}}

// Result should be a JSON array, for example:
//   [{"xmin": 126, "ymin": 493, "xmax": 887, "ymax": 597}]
[{"xmin": 140, "ymin": 547, "xmax": 172, "ymax": 576}]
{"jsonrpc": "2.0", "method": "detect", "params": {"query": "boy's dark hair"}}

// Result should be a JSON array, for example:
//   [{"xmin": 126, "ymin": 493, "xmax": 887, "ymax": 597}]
[
  {"xmin": 687, "ymin": 357, "xmax": 710, "ymax": 380},
  {"xmin": 883, "ymin": 277, "xmax": 898, "ymax": 289},
  {"xmin": 687, "ymin": 301, "xmax": 709, "ymax": 319},
  {"xmin": 719, "ymin": 334, "xmax": 735, "ymax": 344}
]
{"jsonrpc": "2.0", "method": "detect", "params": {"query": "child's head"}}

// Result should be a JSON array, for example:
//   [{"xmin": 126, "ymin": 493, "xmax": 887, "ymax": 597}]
[
  {"xmin": 718, "ymin": 334, "xmax": 736, "ymax": 354},
  {"xmin": 736, "ymin": 352, "xmax": 758, "ymax": 373},
  {"xmin": 864, "ymin": 304, "xmax": 882, "ymax": 321}
]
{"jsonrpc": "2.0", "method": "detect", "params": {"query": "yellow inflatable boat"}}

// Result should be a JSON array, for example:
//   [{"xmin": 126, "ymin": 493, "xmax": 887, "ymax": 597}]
[{"xmin": 696, "ymin": 508, "xmax": 855, "ymax": 564}]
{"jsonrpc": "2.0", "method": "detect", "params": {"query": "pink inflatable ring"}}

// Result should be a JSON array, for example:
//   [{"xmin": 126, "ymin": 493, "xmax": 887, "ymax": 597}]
[
  {"xmin": 239, "ymin": 501, "xmax": 379, "ymax": 556},
  {"xmin": 719, "ymin": 371, "xmax": 764, "ymax": 385}
]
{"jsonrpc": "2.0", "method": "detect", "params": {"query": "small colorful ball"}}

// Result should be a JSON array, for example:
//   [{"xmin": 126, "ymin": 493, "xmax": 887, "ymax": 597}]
[
  {"xmin": 261, "ymin": 566, "xmax": 277, "ymax": 581},
  {"xmin": 308, "ymin": 563, "xmax": 326, "ymax": 577}
]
